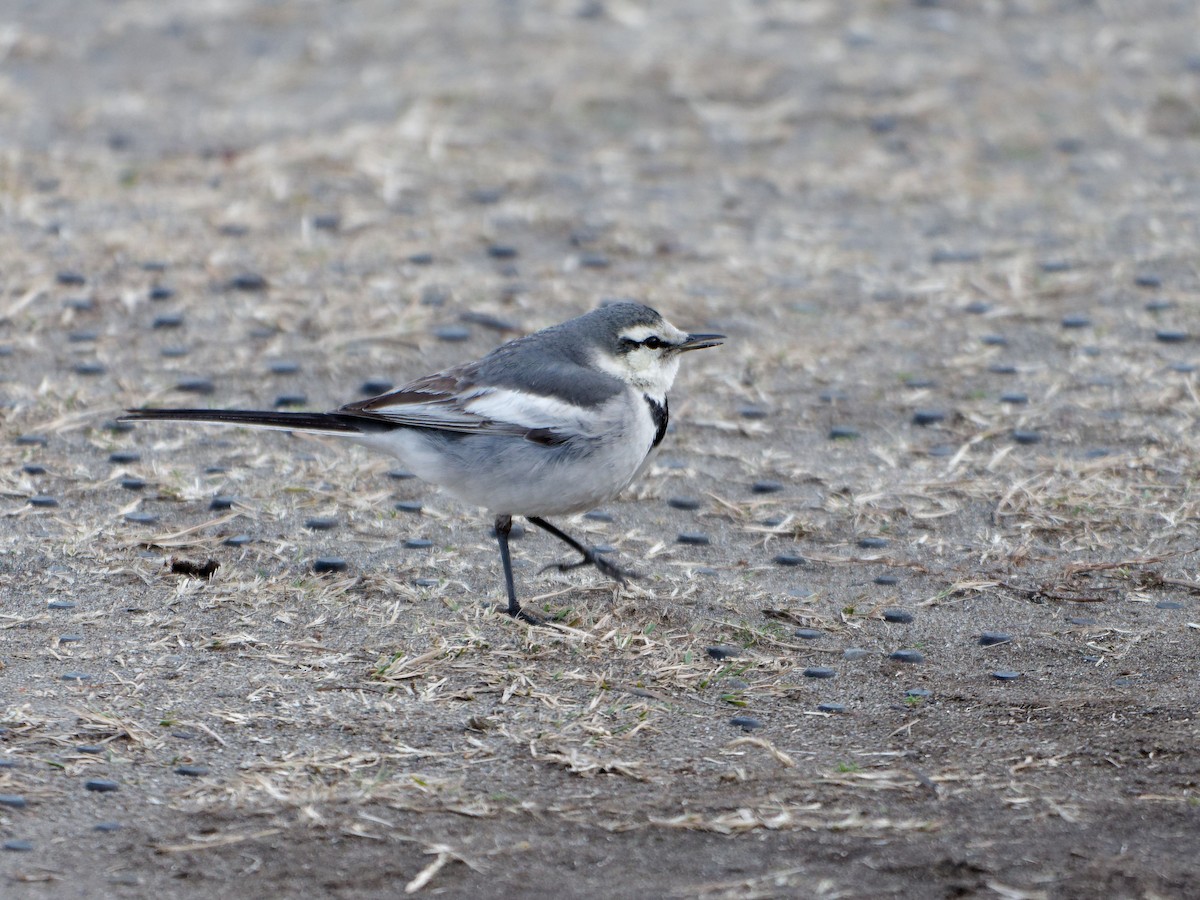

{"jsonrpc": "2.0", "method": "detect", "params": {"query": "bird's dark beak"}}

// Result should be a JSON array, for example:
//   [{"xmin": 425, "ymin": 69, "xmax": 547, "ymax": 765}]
[{"xmin": 675, "ymin": 333, "xmax": 725, "ymax": 352}]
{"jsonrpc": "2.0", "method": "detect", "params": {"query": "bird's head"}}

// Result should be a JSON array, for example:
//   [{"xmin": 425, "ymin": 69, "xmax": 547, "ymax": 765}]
[{"xmin": 586, "ymin": 302, "xmax": 724, "ymax": 397}]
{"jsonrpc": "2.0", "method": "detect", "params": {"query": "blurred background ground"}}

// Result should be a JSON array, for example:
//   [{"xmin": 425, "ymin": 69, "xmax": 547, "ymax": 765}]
[{"xmin": 1, "ymin": 1, "xmax": 1198, "ymax": 897}]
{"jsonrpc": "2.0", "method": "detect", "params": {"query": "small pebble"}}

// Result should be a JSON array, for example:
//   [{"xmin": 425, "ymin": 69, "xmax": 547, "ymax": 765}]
[
  {"xmin": 1084, "ymin": 448, "xmax": 1110, "ymax": 459},
  {"xmin": 1169, "ymin": 362, "xmax": 1197, "ymax": 373},
  {"xmin": 883, "ymin": 609, "xmax": 914, "ymax": 623},
  {"xmin": 988, "ymin": 363, "xmax": 1017, "ymax": 375},
  {"xmin": 74, "ymin": 362, "xmax": 107, "ymax": 376},
  {"xmin": 1061, "ymin": 314, "xmax": 1091, "ymax": 329},
  {"xmin": 1040, "ymin": 260, "xmax": 1072, "ymax": 273},
  {"xmin": 223, "ymin": 534, "xmax": 252, "ymax": 547},
  {"xmin": 29, "ymin": 495, "xmax": 59, "ymax": 508},
  {"xmin": 829, "ymin": 425, "xmax": 860, "ymax": 440},
  {"xmin": 93, "ymin": 822, "xmax": 123, "ymax": 833},
  {"xmin": 819, "ymin": 389, "xmax": 848, "ymax": 403},
  {"xmin": 817, "ymin": 702, "xmax": 846, "ymax": 713},
  {"xmin": 460, "ymin": 311, "xmax": 519, "ymax": 332},
  {"xmin": 905, "ymin": 688, "xmax": 932, "ymax": 699},
  {"xmin": 361, "ymin": 378, "xmax": 393, "ymax": 395},
  {"xmin": 1134, "ymin": 274, "xmax": 1162, "ymax": 288},
  {"xmin": 992, "ymin": 671, "xmax": 1021, "ymax": 681},
  {"xmin": 583, "ymin": 510, "xmax": 613, "ymax": 522},
  {"xmin": 174, "ymin": 765, "xmax": 210, "ymax": 777},
  {"xmin": 773, "ymin": 554, "xmax": 806, "ymax": 567},
  {"xmin": 912, "ymin": 409, "xmax": 946, "ymax": 426},
  {"xmin": 312, "ymin": 557, "xmax": 348, "ymax": 573},
  {"xmin": 803, "ymin": 666, "xmax": 836, "ymax": 679},
  {"xmin": 706, "ymin": 646, "xmax": 741, "ymax": 660},
  {"xmin": 152, "ymin": 313, "xmax": 184, "ymax": 329},
  {"xmin": 842, "ymin": 648, "xmax": 871, "ymax": 661},
  {"xmin": 227, "ymin": 273, "xmax": 268, "ymax": 292},
  {"xmin": 668, "ymin": 496, "xmax": 702, "ymax": 510},
  {"xmin": 1012, "ymin": 430, "xmax": 1042, "ymax": 445},
  {"xmin": 17, "ymin": 434, "xmax": 49, "ymax": 446},
  {"xmin": 304, "ymin": 517, "xmax": 338, "ymax": 531},
  {"xmin": 124, "ymin": 512, "xmax": 158, "ymax": 525},
  {"xmin": 175, "ymin": 377, "xmax": 214, "ymax": 394},
  {"xmin": 105, "ymin": 419, "xmax": 135, "ymax": 433},
  {"xmin": 1155, "ymin": 600, "xmax": 1184, "ymax": 610},
  {"xmin": 729, "ymin": 716, "xmax": 763, "ymax": 731},
  {"xmin": 58, "ymin": 634, "xmax": 83, "ymax": 644},
  {"xmin": 311, "ymin": 214, "xmax": 340, "ymax": 231},
  {"xmin": 268, "ymin": 360, "xmax": 301, "ymax": 374},
  {"xmin": 933, "ymin": 250, "xmax": 981, "ymax": 265},
  {"xmin": 387, "ymin": 469, "xmax": 415, "ymax": 480},
  {"xmin": 47, "ymin": 600, "xmax": 76, "ymax": 610},
  {"xmin": 433, "ymin": 325, "xmax": 472, "ymax": 342},
  {"xmin": 109, "ymin": 450, "xmax": 141, "ymax": 464},
  {"xmin": 1114, "ymin": 676, "xmax": 1138, "ymax": 687},
  {"xmin": 858, "ymin": 537, "xmax": 888, "ymax": 549},
  {"xmin": 407, "ymin": 252, "xmax": 434, "ymax": 265},
  {"xmin": 57, "ymin": 270, "xmax": 86, "ymax": 285},
  {"xmin": 404, "ymin": 538, "xmax": 433, "ymax": 549},
  {"xmin": 209, "ymin": 496, "xmax": 235, "ymax": 511},
  {"xmin": 487, "ymin": 244, "xmax": 519, "ymax": 259},
  {"xmin": 737, "ymin": 404, "xmax": 769, "ymax": 420},
  {"xmin": 1000, "ymin": 392, "xmax": 1028, "ymax": 404},
  {"xmin": 413, "ymin": 578, "xmax": 439, "ymax": 587},
  {"xmin": 1144, "ymin": 298, "xmax": 1174, "ymax": 312},
  {"xmin": 979, "ymin": 631, "xmax": 1013, "ymax": 646},
  {"xmin": 751, "ymin": 480, "xmax": 783, "ymax": 494},
  {"xmin": 0, "ymin": 795, "xmax": 27, "ymax": 808},
  {"xmin": 148, "ymin": 285, "xmax": 175, "ymax": 301},
  {"xmin": 962, "ymin": 300, "xmax": 991, "ymax": 314},
  {"xmin": 394, "ymin": 500, "xmax": 423, "ymax": 514},
  {"xmin": 903, "ymin": 377, "xmax": 937, "ymax": 389},
  {"xmin": 723, "ymin": 677, "xmax": 749, "ymax": 691},
  {"xmin": 1155, "ymin": 330, "xmax": 1189, "ymax": 343},
  {"xmin": 421, "ymin": 285, "xmax": 450, "ymax": 306},
  {"xmin": 889, "ymin": 649, "xmax": 924, "ymax": 664},
  {"xmin": 981, "ymin": 334, "xmax": 1008, "ymax": 346},
  {"xmin": 874, "ymin": 574, "xmax": 899, "ymax": 586},
  {"xmin": 76, "ymin": 745, "xmax": 104, "ymax": 754},
  {"xmin": 578, "ymin": 253, "xmax": 610, "ymax": 269},
  {"xmin": 1067, "ymin": 616, "xmax": 1097, "ymax": 626},
  {"xmin": 787, "ymin": 587, "xmax": 815, "ymax": 599},
  {"xmin": 160, "ymin": 345, "xmax": 189, "ymax": 358},
  {"xmin": 676, "ymin": 532, "xmax": 710, "ymax": 546},
  {"xmin": 3, "ymin": 840, "xmax": 34, "ymax": 852},
  {"xmin": 274, "ymin": 393, "xmax": 308, "ymax": 408},
  {"xmin": 62, "ymin": 672, "xmax": 93, "ymax": 681},
  {"xmin": 793, "ymin": 628, "xmax": 823, "ymax": 640},
  {"xmin": 68, "ymin": 330, "xmax": 99, "ymax": 343},
  {"xmin": 84, "ymin": 779, "xmax": 119, "ymax": 793},
  {"xmin": 23, "ymin": 464, "xmax": 47, "ymax": 475},
  {"xmin": 695, "ymin": 566, "xmax": 719, "ymax": 577}
]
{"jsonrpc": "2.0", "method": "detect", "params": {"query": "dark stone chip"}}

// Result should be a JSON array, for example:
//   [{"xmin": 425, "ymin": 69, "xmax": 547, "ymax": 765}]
[
  {"xmin": 47, "ymin": 600, "xmax": 76, "ymax": 610},
  {"xmin": 883, "ymin": 609, "xmax": 914, "ymax": 623},
  {"xmin": 29, "ymin": 495, "xmax": 59, "ymax": 507},
  {"xmin": 205, "ymin": 466, "xmax": 228, "ymax": 474},
  {"xmin": 175, "ymin": 377, "xmax": 214, "ymax": 394},
  {"xmin": 1155, "ymin": 600, "xmax": 1184, "ymax": 610},
  {"xmin": 68, "ymin": 329, "xmax": 99, "ymax": 342},
  {"xmin": 751, "ymin": 480, "xmax": 783, "ymax": 494},
  {"xmin": 148, "ymin": 285, "xmax": 175, "ymax": 301},
  {"xmin": 1039, "ymin": 260, "xmax": 1072, "ymax": 273},
  {"xmin": 361, "ymin": 378, "xmax": 393, "ymax": 395},
  {"xmin": 981, "ymin": 334, "xmax": 1008, "ymax": 346},
  {"xmin": 992, "ymin": 671, "xmax": 1021, "ymax": 681},
  {"xmin": 76, "ymin": 745, "xmax": 104, "ymax": 754},
  {"xmin": 773, "ymin": 554, "xmax": 807, "ymax": 567},
  {"xmin": 912, "ymin": 409, "xmax": 946, "ymax": 426},
  {"xmin": 468, "ymin": 187, "xmax": 505, "ymax": 204},
  {"xmin": 583, "ymin": 510, "xmax": 614, "ymax": 522},
  {"xmin": 1061, "ymin": 314, "xmax": 1091, "ymax": 328},
  {"xmin": 460, "ymin": 311, "xmax": 519, "ymax": 332},
  {"xmin": 248, "ymin": 326, "xmax": 277, "ymax": 339},
  {"xmin": 109, "ymin": 450, "xmax": 141, "ymax": 464},
  {"xmin": 120, "ymin": 477, "xmax": 147, "ymax": 491},
  {"xmin": 487, "ymin": 244, "xmax": 519, "ymax": 259},
  {"xmin": 268, "ymin": 359, "xmax": 301, "ymax": 374},
  {"xmin": 160, "ymin": 345, "xmax": 189, "ymax": 358},
  {"xmin": 889, "ymin": 649, "xmax": 924, "ymax": 663},
  {"xmin": 695, "ymin": 567, "xmax": 719, "ymax": 577},
  {"xmin": 0, "ymin": 795, "xmax": 27, "ymax": 808},
  {"xmin": 819, "ymin": 389, "xmax": 848, "ymax": 403},
  {"xmin": 793, "ymin": 628, "xmax": 823, "ymax": 640},
  {"xmin": 394, "ymin": 500, "xmax": 423, "ymax": 514},
  {"xmin": 152, "ymin": 313, "xmax": 184, "ymax": 329},
  {"xmin": 988, "ymin": 363, "xmax": 1017, "ymax": 375},
  {"xmin": 387, "ymin": 469, "xmax": 415, "ymax": 480},
  {"xmin": 404, "ymin": 538, "xmax": 433, "ymax": 549},
  {"xmin": 0, "ymin": 760, "xmax": 18, "ymax": 768},
  {"xmin": 932, "ymin": 249, "xmax": 981, "ymax": 264},
  {"xmin": 858, "ymin": 537, "xmax": 888, "ymax": 549},
  {"xmin": 433, "ymin": 325, "xmax": 472, "ymax": 342},
  {"xmin": 677, "ymin": 532, "xmax": 710, "ymax": 546},
  {"xmin": 874, "ymin": 575, "xmax": 899, "ymax": 585},
  {"xmin": 1155, "ymin": 330, "xmax": 1189, "ymax": 343},
  {"xmin": 817, "ymin": 702, "xmax": 846, "ymax": 713},
  {"xmin": 706, "ymin": 646, "xmax": 741, "ymax": 660},
  {"xmin": 124, "ymin": 512, "xmax": 157, "ymax": 525},
  {"xmin": 174, "ymin": 765, "xmax": 210, "ymax": 777},
  {"xmin": 16, "ymin": 434, "xmax": 49, "ymax": 446},
  {"xmin": 227, "ymin": 273, "xmax": 269, "ymax": 292},
  {"xmin": 668, "ymin": 496, "xmax": 702, "ymax": 510},
  {"xmin": 62, "ymin": 672, "xmax": 93, "ymax": 681},
  {"xmin": 803, "ymin": 666, "xmax": 836, "ymax": 679},
  {"xmin": 905, "ymin": 688, "xmax": 932, "ymax": 698},
  {"xmin": 210, "ymin": 496, "xmax": 235, "ymax": 510},
  {"xmin": 578, "ymin": 253, "xmax": 610, "ymax": 269},
  {"xmin": 1067, "ymin": 616, "xmax": 1097, "ymax": 626},
  {"xmin": 274, "ymin": 395, "xmax": 308, "ymax": 411},
  {"xmin": 311, "ymin": 214, "xmax": 340, "ymax": 231},
  {"xmin": 59, "ymin": 634, "xmax": 83, "ymax": 644},
  {"xmin": 1134, "ymin": 274, "xmax": 1162, "ymax": 288},
  {"xmin": 312, "ymin": 557, "xmax": 347, "ymax": 573},
  {"xmin": 1114, "ymin": 676, "xmax": 1138, "ymax": 687},
  {"xmin": 3, "ymin": 839, "xmax": 34, "ymax": 852},
  {"xmin": 63, "ymin": 296, "xmax": 93, "ymax": 311},
  {"xmin": 413, "ymin": 578, "xmax": 439, "ymax": 587},
  {"xmin": 979, "ymin": 631, "xmax": 1013, "ymax": 646},
  {"xmin": 57, "ymin": 270, "xmax": 86, "ymax": 285},
  {"xmin": 1144, "ymin": 298, "xmax": 1174, "ymax": 312},
  {"xmin": 1000, "ymin": 392, "xmax": 1028, "ymax": 404},
  {"xmin": 903, "ymin": 377, "xmax": 937, "ymax": 389},
  {"xmin": 94, "ymin": 822, "xmax": 123, "ymax": 832},
  {"xmin": 962, "ymin": 300, "xmax": 991, "ymax": 314},
  {"xmin": 304, "ymin": 517, "xmax": 338, "ymax": 531},
  {"xmin": 23, "ymin": 464, "xmax": 47, "ymax": 475},
  {"xmin": 105, "ymin": 419, "xmax": 135, "ymax": 433},
  {"xmin": 84, "ymin": 779, "xmax": 119, "ymax": 793},
  {"xmin": 729, "ymin": 716, "xmax": 763, "ymax": 731},
  {"xmin": 829, "ymin": 425, "xmax": 860, "ymax": 440},
  {"xmin": 225, "ymin": 534, "xmax": 253, "ymax": 547},
  {"xmin": 1012, "ymin": 429, "xmax": 1042, "ymax": 445},
  {"xmin": 407, "ymin": 252, "xmax": 434, "ymax": 265},
  {"xmin": 74, "ymin": 362, "xmax": 107, "ymax": 376},
  {"xmin": 737, "ymin": 404, "xmax": 769, "ymax": 420}
]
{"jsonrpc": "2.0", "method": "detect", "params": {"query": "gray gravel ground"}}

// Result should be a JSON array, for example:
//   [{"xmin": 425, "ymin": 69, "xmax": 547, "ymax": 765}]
[{"xmin": 2, "ymin": 1, "xmax": 1199, "ymax": 897}]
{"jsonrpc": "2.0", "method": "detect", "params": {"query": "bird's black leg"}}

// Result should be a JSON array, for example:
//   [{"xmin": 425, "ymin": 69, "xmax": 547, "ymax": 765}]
[
  {"xmin": 527, "ymin": 516, "xmax": 636, "ymax": 585},
  {"xmin": 494, "ymin": 514, "xmax": 541, "ymax": 624}
]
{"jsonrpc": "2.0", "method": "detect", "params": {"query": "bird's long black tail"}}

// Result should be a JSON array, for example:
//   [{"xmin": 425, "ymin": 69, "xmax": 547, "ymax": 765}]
[{"xmin": 120, "ymin": 408, "xmax": 376, "ymax": 434}]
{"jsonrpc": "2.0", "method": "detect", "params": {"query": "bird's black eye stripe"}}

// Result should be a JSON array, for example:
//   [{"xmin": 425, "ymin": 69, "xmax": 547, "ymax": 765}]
[{"xmin": 619, "ymin": 334, "xmax": 669, "ymax": 352}]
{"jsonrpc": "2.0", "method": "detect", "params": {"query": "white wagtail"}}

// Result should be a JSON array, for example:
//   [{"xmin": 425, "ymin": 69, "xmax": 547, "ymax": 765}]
[{"xmin": 122, "ymin": 302, "xmax": 723, "ymax": 622}]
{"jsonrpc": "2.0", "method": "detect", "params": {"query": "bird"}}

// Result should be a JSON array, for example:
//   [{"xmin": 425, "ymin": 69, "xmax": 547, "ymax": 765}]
[{"xmin": 121, "ymin": 301, "xmax": 723, "ymax": 622}]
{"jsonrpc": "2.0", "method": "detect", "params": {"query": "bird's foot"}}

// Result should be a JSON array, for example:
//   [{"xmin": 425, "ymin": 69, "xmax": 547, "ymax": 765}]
[
  {"xmin": 541, "ymin": 550, "xmax": 637, "ymax": 586},
  {"xmin": 502, "ymin": 603, "xmax": 545, "ymax": 626}
]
